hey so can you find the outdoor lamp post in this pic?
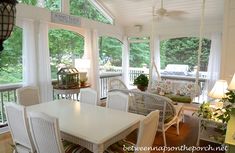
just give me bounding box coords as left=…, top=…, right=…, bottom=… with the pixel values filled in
left=0, top=0, right=18, bottom=52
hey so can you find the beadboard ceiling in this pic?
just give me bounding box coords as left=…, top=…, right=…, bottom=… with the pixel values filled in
left=98, top=0, right=224, bottom=27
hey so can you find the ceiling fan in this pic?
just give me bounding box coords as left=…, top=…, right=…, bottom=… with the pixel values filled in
left=153, top=0, right=187, bottom=19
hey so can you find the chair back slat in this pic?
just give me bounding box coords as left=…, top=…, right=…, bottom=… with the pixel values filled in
left=28, top=112, right=64, bottom=153
left=5, top=103, right=35, bottom=152
left=80, top=88, right=97, bottom=105
left=108, top=78, right=128, bottom=91
left=16, top=86, right=40, bottom=106
left=136, top=110, right=159, bottom=153
left=107, top=91, right=129, bottom=112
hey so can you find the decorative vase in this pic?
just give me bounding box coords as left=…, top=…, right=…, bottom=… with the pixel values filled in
left=137, top=85, right=147, bottom=91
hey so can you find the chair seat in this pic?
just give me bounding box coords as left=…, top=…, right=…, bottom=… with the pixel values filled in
left=15, top=144, right=34, bottom=153
left=62, top=140, right=91, bottom=153
left=105, top=139, right=135, bottom=153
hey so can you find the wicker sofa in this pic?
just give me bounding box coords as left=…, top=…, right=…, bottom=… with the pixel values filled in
left=148, top=80, right=201, bottom=103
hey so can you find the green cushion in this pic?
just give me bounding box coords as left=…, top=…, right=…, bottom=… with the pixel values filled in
left=165, top=94, right=192, bottom=103
left=164, top=115, right=175, bottom=123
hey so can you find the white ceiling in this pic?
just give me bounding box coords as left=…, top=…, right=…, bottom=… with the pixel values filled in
left=98, top=0, right=224, bottom=27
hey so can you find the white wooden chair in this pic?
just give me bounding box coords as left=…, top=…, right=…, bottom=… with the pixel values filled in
left=16, top=86, right=40, bottom=106
left=109, top=89, right=183, bottom=146
left=28, top=112, right=89, bottom=153
left=5, top=103, right=36, bottom=153
left=106, top=91, right=129, bottom=112
left=80, top=88, right=97, bottom=105
left=108, top=78, right=128, bottom=91
left=106, top=110, right=160, bottom=153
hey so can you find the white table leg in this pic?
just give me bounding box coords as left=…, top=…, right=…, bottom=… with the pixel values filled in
left=93, top=144, right=104, bottom=153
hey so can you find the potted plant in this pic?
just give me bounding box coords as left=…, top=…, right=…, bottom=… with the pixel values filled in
left=134, top=74, right=149, bottom=91
left=80, top=77, right=88, bottom=87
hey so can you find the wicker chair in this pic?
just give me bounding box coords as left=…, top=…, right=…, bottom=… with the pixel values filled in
left=106, top=110, right=159, bottom=153
left=106, top=91, right=129, bottom=112
left=5, top=103, right=36, bottom=153
left=108, top=78, right=128, bottom=91
left=16, top=86, right=40, bottom=106
left=80, top=88, right=97, bottom=105
left=28, top=112, right=90, bottom=153
left=109, top=89, right=183, bottom=146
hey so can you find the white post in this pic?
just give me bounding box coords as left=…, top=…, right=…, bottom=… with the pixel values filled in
left=122, top=36, right=129, bottom=87
left=61, top=0, right=69, bottom=14
left=37, top=21, right=53, bottom=102
left=22, top=19, right=38, bottom=86
left=85, top=29, right=100, bottom=103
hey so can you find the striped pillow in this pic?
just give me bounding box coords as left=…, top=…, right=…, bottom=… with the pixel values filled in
left=62, top=140, right=91, bottom=153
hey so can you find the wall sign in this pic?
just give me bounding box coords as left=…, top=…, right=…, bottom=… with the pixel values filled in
left=51, top=12, right=81, bottom=27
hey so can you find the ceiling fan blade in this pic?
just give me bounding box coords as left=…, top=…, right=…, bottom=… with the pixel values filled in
left=166, top=10, right=188, bottom=17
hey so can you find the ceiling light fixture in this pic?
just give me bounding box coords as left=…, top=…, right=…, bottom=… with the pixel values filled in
left=0, top=0, right=18, bottom=52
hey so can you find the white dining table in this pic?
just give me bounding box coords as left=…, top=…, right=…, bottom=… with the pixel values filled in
left=26, top=99, right=145, bottom=153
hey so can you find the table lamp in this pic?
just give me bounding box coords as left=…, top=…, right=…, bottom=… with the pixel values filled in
left=208, top=80, right=228, bottom=108
left=74, top=58, right=91, bottom=81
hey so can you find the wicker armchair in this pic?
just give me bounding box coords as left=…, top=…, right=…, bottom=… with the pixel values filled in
left=108, top=89, right=183, bottom=146
left=108, top=78, right=128, bottom=91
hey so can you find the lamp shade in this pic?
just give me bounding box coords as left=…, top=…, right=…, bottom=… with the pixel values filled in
left=228, top=73, right=235, bottom=90
left=0, top=0, right=17, bottom=51
left=74, top=58, right=91, bottom=70
left=208, top=80, right=228, bottom=99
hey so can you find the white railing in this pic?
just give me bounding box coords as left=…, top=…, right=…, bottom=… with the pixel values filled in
left=100, top=66, right=207, bottom=91
left=0, top=67, right=207, bottom=127
left=0, top=83, right=22, bottom=126
left=100, top=72, right=122, bottom=99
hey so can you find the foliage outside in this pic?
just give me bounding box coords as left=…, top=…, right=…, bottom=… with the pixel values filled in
left=0, top=27, right=22, bottom=84
left=160, top=37, right=211, bottom=71
left=49, top=29, right=84, bottom=79
left=70, top=0, right=111, bottom=24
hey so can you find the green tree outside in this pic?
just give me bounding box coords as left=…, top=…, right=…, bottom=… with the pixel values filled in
left=99, top=36, right=122, bottom=66
left=130, top=42, right=150, bottom=68
left=70, top=0, right=111, bottom=24
left=0, top=27, right=23, bottom=84
left=160, top=37, right=211, bottom=71
left=49, top=29, right=84, bottom=79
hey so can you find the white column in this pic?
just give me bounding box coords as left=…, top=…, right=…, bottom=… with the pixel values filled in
left=37, top=21, right=53, bottom=102
left=149, top=34, right=161, bottom=85
left=61, top=0, right=69, bottom=14
left=85, top=29, right=100, bottom=102
left=22, top=19, right=37, bottom=86
left=122, top=36, right=129, bottom=87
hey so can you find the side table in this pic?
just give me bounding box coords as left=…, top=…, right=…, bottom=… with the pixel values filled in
left=53, top=84, right=91, bottom=100
left=225, top=108, right=235, bottom=153
left=197, top=117, right=226, bottom=146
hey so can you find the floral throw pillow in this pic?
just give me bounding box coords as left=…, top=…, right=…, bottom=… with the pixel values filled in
left=175, top=83, right=196, bottom=96
left=152, top=80, right=172, bottom=95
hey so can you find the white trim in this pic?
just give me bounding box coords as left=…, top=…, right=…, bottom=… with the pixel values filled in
left=88, top=0, right=114, bottom=24
left=0, top=126, right=9, bottom=134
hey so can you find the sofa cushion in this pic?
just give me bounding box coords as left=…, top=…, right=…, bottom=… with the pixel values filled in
left=165, top=94, right=192, bottom=103
left=151, top=80, right=172, bottom=95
